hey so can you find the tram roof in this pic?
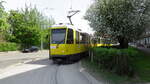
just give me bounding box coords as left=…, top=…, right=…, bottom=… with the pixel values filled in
left=51, top=23, right=75, bottom=29
left=51, top=23, right=82, bottom=31
left=51, top=23, right=90, bottom=35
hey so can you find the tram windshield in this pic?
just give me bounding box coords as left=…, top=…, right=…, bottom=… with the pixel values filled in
left=51, top=29, right=66, bottom=44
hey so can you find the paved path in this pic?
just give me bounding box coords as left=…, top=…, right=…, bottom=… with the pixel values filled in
left=0, top=59, right=101, bottom=84
left=0, top=51, right=101, bottom=84
left=0, top=50, right=48, bottom=69
left=138, top=47, right=150, bottom=55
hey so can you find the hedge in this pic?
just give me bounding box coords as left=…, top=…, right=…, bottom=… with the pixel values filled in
left=0, top=42, right=19, bottom=52
left=91, top=47, right=143, bottom=76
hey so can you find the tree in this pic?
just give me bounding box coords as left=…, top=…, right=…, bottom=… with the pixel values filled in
left=0, top=1, right=10, bottom=42
left=8, top=6, right=54, bottom=48
left=8, top=10, right=40, bottom=47
left=85, top=0, right=150, bottom=48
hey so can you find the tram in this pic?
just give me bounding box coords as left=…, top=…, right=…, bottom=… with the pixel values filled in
left=49, top=23, right=91, bottom=63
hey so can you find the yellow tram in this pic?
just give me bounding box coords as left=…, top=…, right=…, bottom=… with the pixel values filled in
left=49, top=23, right=90, bottom=63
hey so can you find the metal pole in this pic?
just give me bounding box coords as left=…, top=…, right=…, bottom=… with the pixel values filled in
left=41, top=24, right=43, bottom=50
left=67, top=16, right=73, bottom=25
left=67, top=10, right=80, bottom=25
left=41, top=35, right=43, bottom=50
left=40, top=7, right=54, bottom=50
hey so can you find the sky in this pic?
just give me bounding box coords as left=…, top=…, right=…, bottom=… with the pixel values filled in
left=4, top=0, right=94, bottom=34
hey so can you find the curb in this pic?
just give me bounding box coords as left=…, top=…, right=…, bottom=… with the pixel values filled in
left=0, top=51, right=21, bottom=54
left=79, top=62, right=101, bottom=84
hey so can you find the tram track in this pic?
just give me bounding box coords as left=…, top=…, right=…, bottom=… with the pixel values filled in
left=54, top=64, right=60, bottom=84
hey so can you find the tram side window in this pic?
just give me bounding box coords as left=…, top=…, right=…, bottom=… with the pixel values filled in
left=67, top=29, right=74, bottom=44
left=80, top=35, right=83, bottom=44
left=80, top=34, right=85, bottom=44
left=76, top=31, right=80, bottom=44
left=80, top=33, right=88, bottom=44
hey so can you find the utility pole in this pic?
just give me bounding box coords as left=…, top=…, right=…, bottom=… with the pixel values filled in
left=40, top=7, right=54, bottom=50
left=67, top=10, right=80, bottom=25
left=40, top=23, right=43, bottom=50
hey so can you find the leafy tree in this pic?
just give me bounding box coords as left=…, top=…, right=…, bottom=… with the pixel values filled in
left=85, top=0, right=150, bottom=48
left=0, top=1, right=10, bottom=42
left=8, top=10, right=40, bottom=48
left=8, top=6, right=54, bottom=48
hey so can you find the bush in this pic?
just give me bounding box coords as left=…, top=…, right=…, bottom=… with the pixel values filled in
left=91, top=47, right=142, bottom=76
left=0, top=42, right=19, bottom=52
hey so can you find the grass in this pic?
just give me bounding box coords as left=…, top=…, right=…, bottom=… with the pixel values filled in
left=82, top=47, right=150, bottom=84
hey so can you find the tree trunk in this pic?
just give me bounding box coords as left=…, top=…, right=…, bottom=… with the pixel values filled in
left=118, top=36, right=128, bottom=49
